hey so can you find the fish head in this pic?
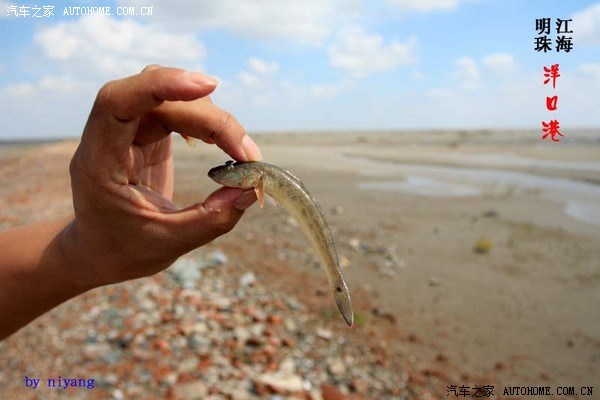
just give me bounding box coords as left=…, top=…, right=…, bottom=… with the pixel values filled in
left=208, top=161, right=262, bottom=189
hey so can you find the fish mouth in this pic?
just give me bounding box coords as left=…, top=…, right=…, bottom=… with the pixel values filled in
left=207, top=165, right=223, bottom=178
left=208, top=160, right=236, bottom=179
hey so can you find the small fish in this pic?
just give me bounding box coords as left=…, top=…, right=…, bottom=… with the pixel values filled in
left=208, top=161, right=354, bottom=327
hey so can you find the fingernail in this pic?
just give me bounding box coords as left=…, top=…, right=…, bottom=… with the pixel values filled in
left=186, top=71, right=219, bottom=86
left=234, top=189, right=257, bottom=210
left=242, top=135, right=262, bottom=161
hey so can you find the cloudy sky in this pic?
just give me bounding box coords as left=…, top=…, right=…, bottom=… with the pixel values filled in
left=0, top=0, right=599, bottom=139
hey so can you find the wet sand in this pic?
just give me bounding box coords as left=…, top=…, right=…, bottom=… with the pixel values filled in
left=1, top=129, right=599, bottom=397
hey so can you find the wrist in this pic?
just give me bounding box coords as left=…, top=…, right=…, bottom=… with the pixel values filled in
left=0, top=217, right=94, bottom=339
left=57, top=219, right=105, bottom=292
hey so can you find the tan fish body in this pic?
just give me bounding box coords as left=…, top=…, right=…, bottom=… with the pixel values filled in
left=208, top=161, right=354, bottom=327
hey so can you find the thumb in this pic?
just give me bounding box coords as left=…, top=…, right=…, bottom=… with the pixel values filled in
left=165, top=187, right=257, bottom=251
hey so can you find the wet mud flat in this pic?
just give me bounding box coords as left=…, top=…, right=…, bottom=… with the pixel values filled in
left=1, top=129, right=599, bottom=398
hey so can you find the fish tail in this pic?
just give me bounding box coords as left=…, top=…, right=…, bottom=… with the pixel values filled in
left=333, top=284, right=354, bottom=327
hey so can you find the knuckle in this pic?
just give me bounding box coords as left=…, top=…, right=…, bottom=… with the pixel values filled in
left=215, top=111, right=237, bottom=138
left=142, top=64, right=162, bottom=73
left=94, top=79, right=133, bottom=120
left=94, top=81, right=114, bottom=110
left=68, top=152, right=79, bottom=179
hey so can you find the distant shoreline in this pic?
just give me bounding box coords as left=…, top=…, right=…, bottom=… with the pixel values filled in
left=1, top=127, right=599, bottom=146
left=0, top=138, right=74, bottom=147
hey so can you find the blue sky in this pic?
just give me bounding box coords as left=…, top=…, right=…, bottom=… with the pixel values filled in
left=0, top=0, right=599, bottom=139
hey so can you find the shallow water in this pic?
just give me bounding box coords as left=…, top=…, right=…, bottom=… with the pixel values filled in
left=424, top=151, right=600, bottom=172
left=359, top=177, right=481, bottom=197
left=356, top=157, right=600, bottom=226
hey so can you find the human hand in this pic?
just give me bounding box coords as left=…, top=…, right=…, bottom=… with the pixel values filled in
left=65, top=65, right=261, bottom=288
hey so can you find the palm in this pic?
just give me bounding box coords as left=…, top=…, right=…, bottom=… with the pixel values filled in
left=125, top=135, right=174, bottom=209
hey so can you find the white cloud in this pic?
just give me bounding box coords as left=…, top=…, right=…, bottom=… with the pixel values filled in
left=386, top=0, right=459, bottom=12
left=572, top=3, right=600, bottom=46
left=416, top=57, right=600, bottom=130
left=327, top=25, right=417, bottom=77
left=237, top=57, right=279, bottom=88
left=307, top=79, right=354, bottom=99
left=0, top=76, right=97, bottom=139
left=425, top=87, right=455, bottom=99
left=577, top=63, right=600, bottom=82
left=411, top=70, right=425, bottom=80
left=237, top=71, right=261, bottom=88
left=248, top=58, right=279, bottom=75
left=1, top=15, right=206, bottom=139
left=308, top=83, right=341, bottom=98
left=454, top=56, right=480, bottom=89
left=1, top=75, right=91, bottom=98
left=0, top=1, right=10, bottom=18
left=2, top=82, right=34, bottom=97
left=214, top=75, right=357, bottom=130
left=228, top=56, right=349, bottom=104
left=453, top=53, right=518, bottom=87
left=34, top=15, right=205, bottom=79
left=447, top=52, right=518, bottom=92
left=129, top=0, right=360, bottom=47
left=214, top=57, right=354, bottom=128
left=482, top=53, right=517, bottom=75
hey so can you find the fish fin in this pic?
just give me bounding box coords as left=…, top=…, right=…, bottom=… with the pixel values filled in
left=254, top=178, right=265, bottom=208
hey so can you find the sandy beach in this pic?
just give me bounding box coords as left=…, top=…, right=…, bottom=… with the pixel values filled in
left=242, top=130, right=600, bottom=385
left=1, top=129, right=598, bottom=399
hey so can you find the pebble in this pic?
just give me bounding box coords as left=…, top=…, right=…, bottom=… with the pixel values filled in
left=340, top=256, right=351, bottom=269
left=285, top=298, right=302, bottom=311
left=0, top=204, right=438, bottom=400
left=169, top=258, right=202, bottom=289
left=170, top=381, right=209, bottom=399
left=234, top=326, right=251, bottom=343
left=321, top=384, right=345, bottom=400
left=327, top=358, right=346, bottom=375
left=187, top=332, right=210, bottom=352
left=350, top=378, right=369, bottom=394
left=256, top=371, right=304, bottom=393
left=204, top=250, right=229, bottom=267
left=473, top=239, right=493, bottom=254
left=348, top=238, right=361, bottom=251
left=428, top=276, right=440, bottom=287
left=239, top=271, right=257, bottom=287
left=482, top=210, right=499, bottom=218
left=331, top=205, right=344, bottom=215
left=316, top=327, right=334, bottom=340
left=279, top=357, right=296, bottom=373
left=213, top=297, right=232, bottom=311
left=284, top=216, right=299, bottom=227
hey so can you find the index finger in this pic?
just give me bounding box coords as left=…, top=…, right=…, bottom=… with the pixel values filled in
left=152, top=99, right=262, bottom=162
left=81, top=67, right=218, bottom=165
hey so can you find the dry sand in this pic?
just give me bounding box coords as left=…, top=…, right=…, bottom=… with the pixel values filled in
left=1, top=129, right=599, bottom=397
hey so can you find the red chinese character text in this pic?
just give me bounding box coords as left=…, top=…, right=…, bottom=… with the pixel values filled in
left=541, top=120, right=564, bottom=142
left=543, top=64, right=560, bottom=88
left=546, top=95, right=558, bottom=111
